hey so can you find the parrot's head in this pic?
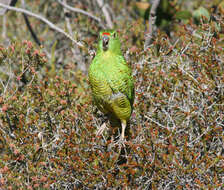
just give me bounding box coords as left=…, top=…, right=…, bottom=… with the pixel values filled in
left=98, top=30, right=122, bottom=55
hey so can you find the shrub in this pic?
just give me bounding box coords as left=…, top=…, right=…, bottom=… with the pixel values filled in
left=0, top=1, right=223, bottom=189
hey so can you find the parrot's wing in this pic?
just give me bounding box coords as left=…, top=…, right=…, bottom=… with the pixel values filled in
left=102, top=56, right=134, bottom=106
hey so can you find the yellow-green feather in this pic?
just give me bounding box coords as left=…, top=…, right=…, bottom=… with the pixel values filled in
left=88, top=30, right=134, bottom=125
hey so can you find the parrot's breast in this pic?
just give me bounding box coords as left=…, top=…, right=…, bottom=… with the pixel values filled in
left=88, top=51, right=134, bottom=121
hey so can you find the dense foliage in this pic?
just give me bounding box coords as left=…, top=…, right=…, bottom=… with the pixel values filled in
left=0, top=0, right=223, bottom=189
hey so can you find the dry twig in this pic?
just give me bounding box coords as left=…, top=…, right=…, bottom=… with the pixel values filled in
left=57, top=0, right=102, bottom=25
left=144, top=0, right=160, bottom=50
left=0, top=2, right=84, bottom=49
left=62, top=0, right=86, bottom=71
left=96, top=0, right=113, bottom=29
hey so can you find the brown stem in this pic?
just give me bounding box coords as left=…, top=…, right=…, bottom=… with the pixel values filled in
left=144, top=0, right=160, bottom=50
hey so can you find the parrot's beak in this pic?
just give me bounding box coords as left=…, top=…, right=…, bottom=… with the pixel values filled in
left=102, top=35, right=109, bottom=51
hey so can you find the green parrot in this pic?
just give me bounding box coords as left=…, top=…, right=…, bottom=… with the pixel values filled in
left=88, top=30, right=134, bottom=141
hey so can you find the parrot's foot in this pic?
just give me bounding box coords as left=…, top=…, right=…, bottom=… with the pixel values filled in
left=96, top=122, right=107, bottom=136
left=111, top=120, right=127, bottom=146
left=113, top=135, right=126, bottom=147
left=120, top=120, right=126, bottom=143
left=119, top=137, right=126, bottom=147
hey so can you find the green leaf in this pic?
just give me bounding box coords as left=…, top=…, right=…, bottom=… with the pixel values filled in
left=193, top=6, right=210, bottom=20
left=175, top=11, right=192, bottom=20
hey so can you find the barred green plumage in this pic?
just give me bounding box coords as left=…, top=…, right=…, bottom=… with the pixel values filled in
left=88, top=30, right=134, bottom=141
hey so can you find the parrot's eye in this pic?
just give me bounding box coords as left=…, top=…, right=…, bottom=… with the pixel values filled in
left=113, top=32, right=117, bottom=38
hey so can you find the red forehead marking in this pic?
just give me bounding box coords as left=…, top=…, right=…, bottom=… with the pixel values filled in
left=102, top=32, right=110, bottom=36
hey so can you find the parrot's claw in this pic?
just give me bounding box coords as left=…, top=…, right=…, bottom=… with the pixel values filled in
left=114, top=135, right=126, bottom=147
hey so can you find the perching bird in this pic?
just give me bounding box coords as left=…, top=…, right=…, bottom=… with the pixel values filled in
left=88, top=30, right=134, bottom=141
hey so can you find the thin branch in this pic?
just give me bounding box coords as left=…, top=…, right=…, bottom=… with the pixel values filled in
left=144, top=115, right=166, bottom=129
left=178, top=66, right=199, bottom=85
left=0, top=0, right=18, bottom=15
left=62, top=0, right=75, bottom=41
left=96, top=0, right=113, bottom=29
left=57, top=0, right=103, bottom=25
left=187, top=126, right=210, bottom=147
left=0, top=3, right=84, bottom=49
left=2, top=14, right=6, bottom=38
left=144, top=0, right=160, bottom=50
left=162, top=108, right=176, bottom=130
left=20, top=0, right=40, bottom=46
left=22, top=14, right=41, bottom=46
left=62, top=0, right=86, bottom=72
left=1, top=0, right=18, bottom=38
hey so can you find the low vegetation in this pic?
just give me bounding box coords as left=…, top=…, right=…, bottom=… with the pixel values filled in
left=0, top=0, right=223, bottom=189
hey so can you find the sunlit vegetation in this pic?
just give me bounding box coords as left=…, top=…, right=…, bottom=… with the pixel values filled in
left=0, top=0, right=223, bottom=189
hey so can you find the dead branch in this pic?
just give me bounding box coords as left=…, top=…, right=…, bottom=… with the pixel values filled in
left=144, top=0, right=160, bottom=50
left=0, top=0, right=17, bottom=15
left=96, top=0, right=113, bottom=29
left=0, top=2, right=84, bottom=49
left=62, top=0, right=86, bottom=72
left=57, top=0, right=103, bottom=25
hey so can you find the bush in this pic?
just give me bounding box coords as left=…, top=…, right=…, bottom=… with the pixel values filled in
left=0, top=1, right=223, bottom=189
